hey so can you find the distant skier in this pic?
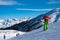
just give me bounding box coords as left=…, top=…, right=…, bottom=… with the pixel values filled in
left=42, top=16, right=50, bottom=31
left=3, top=35, right=6, bottom=39
left=16, top=33, right=20, bottom=36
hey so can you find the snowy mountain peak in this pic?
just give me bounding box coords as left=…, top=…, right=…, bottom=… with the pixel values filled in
left=0, top=18, right=21, bottom=28
left=11, top=18, right=20, bottom=21
left=0, top=18, right=31, bottom=28
left=49, top=8, right=60, bottom=23
left=0, top=8, right=60, bottom=28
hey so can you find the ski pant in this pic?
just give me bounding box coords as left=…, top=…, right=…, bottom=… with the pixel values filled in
left=44, top=21, right=48, bottom=31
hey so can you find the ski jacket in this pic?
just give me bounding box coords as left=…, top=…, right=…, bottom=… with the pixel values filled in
left=42, top=16, right=50, bottom=21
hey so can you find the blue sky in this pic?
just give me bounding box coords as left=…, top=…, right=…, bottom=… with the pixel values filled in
left=0, top=0, right=60, bottom=19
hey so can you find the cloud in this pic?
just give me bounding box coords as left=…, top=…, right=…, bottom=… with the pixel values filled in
left=16, top=8, right=52, bottom=11
left=48, top=1, right=60, bottom=4
left=0, top=0, right=22, bottom=5
left=48, top=0, right=60, bottom=4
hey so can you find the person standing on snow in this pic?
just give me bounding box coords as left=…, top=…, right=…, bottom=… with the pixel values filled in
left=16, top=33, right=20, bottom=36
left=3, top=34, right=6, bottom=39
left=42, top=16, right=50, bottom=31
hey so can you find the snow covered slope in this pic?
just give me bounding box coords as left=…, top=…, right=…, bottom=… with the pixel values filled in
left=49, top=8, right=60, bottom=23
left=0, top=8, right=59, bottom=30
left=0, top=18, right=21, bottom=28
left=7, top=8, right=60, bottom=40
left=8, top=21, right=60, bottom=40
left=0, top=8, right=60, bottom=40
left=0, top=18, right=31, bottom=28
left=16, top=8, right=60, bottom=31
left=0, top=30, right=26, bottom=40
left=0, top=8, right=60, bottom=29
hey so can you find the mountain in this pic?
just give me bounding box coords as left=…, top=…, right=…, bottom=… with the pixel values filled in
left=7, top=8, right=60, bottom=40
left=17, top=8, right=60, bottom=31
left=0, top=18, right=31, bottom=28
left=48, top=8, right=60, bottom=23
left=0, top=8, right=60, bottom=32
left=0, top=18, right=20, bottom=28
left=33, top=8, right=60, bottom=23
left=0, top=8, right=60, bottom=40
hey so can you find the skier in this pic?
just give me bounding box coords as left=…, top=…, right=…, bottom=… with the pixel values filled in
left=16, top=33, right=20, bottom=36
left=42, top=15, right=50, bottom=31
left=3, top=35, right=6, bottom=39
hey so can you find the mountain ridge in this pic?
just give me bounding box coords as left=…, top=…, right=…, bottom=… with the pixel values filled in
left=0, top=8, right=60, bottom=32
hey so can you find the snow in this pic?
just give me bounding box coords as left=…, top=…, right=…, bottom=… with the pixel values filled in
left=7, top=21, right=60, bottom=40
left=0, top=18, right=31, bottom=28
left=58, top=18, right=60, bottom=21
left=0, top=8, right=60, bottom=40
left=49, top=12, right=57, bottom=23
left=0, top=18, right=21, bottom=28
left=21, top=17, right=32, bottom=21
left=0, top=30, right=26, bottom=40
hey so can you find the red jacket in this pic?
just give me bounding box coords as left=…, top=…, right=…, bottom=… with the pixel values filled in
left=42, top=16, right=50, bottom=21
